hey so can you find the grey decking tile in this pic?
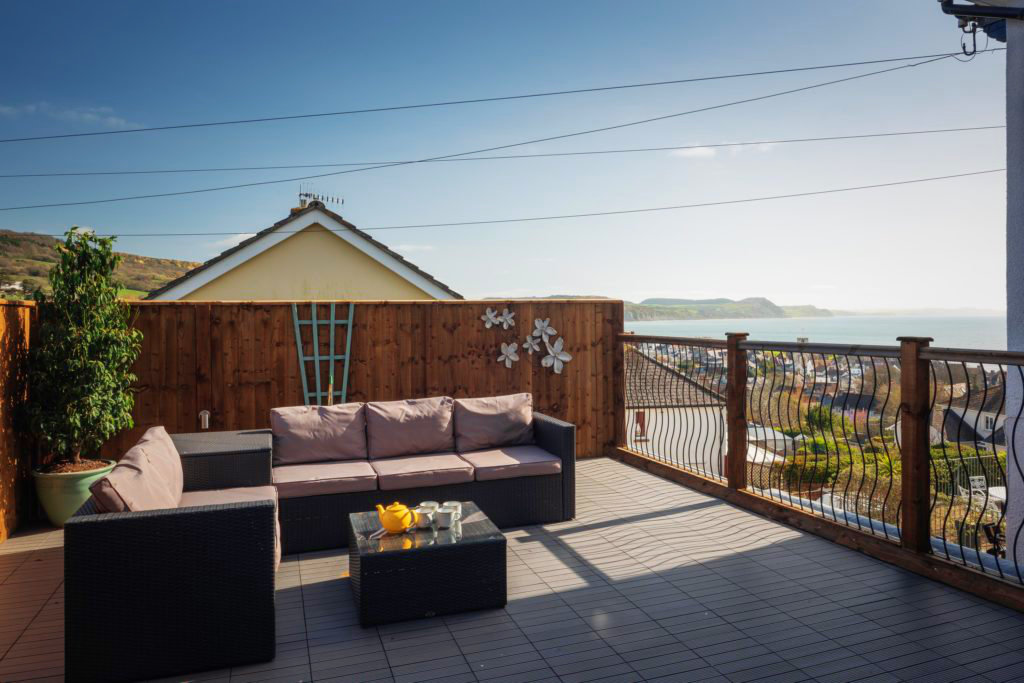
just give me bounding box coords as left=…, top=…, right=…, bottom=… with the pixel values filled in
left=7, top=458, right=1024, bottom=682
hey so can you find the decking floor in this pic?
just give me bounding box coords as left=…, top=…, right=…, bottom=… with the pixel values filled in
left=4, top=458, right=1024, bottom=682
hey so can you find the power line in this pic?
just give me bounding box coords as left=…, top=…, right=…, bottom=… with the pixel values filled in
left=0, top=48, right=1005, bottom=145
left=0, top=54, right=967, bottom=212
left=0, top=125, right=1005, bottom=178
left=32, top=168, right=1004, bottom=237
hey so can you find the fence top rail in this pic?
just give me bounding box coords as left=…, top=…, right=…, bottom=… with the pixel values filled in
left=619, top=333, right=728, bottom=348
left=126, top=298, right=623, bottom=306
left=738, top=339, right=902, bottom=358
left=921, top=346, right=1024, bottom=366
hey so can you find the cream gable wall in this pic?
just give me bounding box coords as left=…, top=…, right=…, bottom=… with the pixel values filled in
left=182, top=223, right=434, bottom=300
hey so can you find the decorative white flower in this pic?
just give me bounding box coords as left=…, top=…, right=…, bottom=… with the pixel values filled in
left=480, top=307, right=499, bottom=329
left=498, top=342, right=519, bottom=368
left=523, top=335, right=541, bottom=355
left=533, top=318, right=557, bottom=342
left=542, top=337, right=572, bottom=374
left=499, top=308, right=516, bottom=330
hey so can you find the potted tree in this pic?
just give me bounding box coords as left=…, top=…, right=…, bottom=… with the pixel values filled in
left=28, top=228, right=142, bottom=526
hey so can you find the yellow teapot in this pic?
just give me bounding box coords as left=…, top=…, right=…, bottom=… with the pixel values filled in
left=376, top=502, right=418, bottom=534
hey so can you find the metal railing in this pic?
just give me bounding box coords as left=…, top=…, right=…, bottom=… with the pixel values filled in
left=739, top=340, right=902, bottom=541
left=624, top=336, right=727, bottom=482
left=618, top=332, right=1024, bottom=588
left=923, top=347, right=1024, bottom=581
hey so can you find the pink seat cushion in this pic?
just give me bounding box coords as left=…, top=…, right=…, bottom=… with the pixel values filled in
left=272, top=461, right=378, bottom=498
left=365, top=396, right=455, bottom=459
left=459, top=445, right=562, bottom=481
left=371, top=453, right=474, bottom=490
left=270, top=403, right=367, bottom=465
left=179, top=486, right=281, bottom=570
left=178, top=485, right=279, bottom=508
left=454, top=393, right=534, bottom=452
left=90, top=440, right=179, bottom=513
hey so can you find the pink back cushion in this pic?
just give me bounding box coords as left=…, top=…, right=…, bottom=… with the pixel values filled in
left=270, top=403, right=368, bottom=464
left=365, top=396, right=455, bottom=458
left=454, top=393, right=535, bottom=452
left=135, top=426, right=184, bottom=502
left=90, top=440, right=179, bottom=513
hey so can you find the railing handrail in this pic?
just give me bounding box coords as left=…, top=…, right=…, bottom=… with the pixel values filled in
left=739, top=339, right=902, bottom=357
left=921, top=346, right=1024, bottom=365
left=620, top=333, right=1024, bottom=365
left=618, top=333, right=727, bottom=348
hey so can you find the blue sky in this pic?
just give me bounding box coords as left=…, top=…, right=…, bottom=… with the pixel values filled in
left=0, top=1, right=1008, bottom=309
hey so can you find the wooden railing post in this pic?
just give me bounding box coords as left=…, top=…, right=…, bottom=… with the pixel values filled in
left=726, top=333, right=749, bottom=489
left=898, top=336, right=933, bottom=553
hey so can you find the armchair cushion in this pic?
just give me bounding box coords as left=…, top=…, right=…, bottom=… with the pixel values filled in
left=454, top=393, right=534, bottom=452
left=459, top=445, right=562, bottom=481
left=371, top=453, right=473, bottom=490
left=138, top=426, right=184, bottom=502
left=89, top=438, right=180, bottom=513
left=270, top=403, right=367, bottom=465
left=273, top=461, right=377, bottom=498
left=365, top=396, right=455, bottom=458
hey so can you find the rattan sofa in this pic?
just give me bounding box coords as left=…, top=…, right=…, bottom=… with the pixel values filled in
left=277, top=409, right=575, bottom=553
left=63, top=394, right=575, bottom=682
left=64, top=437, right=278, bottom=683
left=170, top=400, right=576, bottom=554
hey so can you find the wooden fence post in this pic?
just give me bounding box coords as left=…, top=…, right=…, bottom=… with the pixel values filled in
left=726, top=333, right=749, bottom=489
left=613, top=330, right=626, bottom=450
left=898, top=336, right=933, bottom=553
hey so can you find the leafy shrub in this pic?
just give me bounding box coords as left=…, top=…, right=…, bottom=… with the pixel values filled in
left=27, top=228, right=142, bottom=463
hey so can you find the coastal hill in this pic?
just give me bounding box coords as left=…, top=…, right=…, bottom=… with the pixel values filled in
left=0, top=229, right=199, bottom=299
left=627, top=297, right=832, bottom=321
left=498, top=295, right=832, bottom=321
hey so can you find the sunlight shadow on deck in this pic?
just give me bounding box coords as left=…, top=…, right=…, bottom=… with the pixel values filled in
left=5, top=459, right=1024, bottom=682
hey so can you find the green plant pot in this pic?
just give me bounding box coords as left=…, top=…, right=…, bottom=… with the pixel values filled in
left=32, top=460, right=116, bottom=527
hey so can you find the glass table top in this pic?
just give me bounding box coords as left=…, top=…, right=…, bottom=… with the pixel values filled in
left=349, top=501, right=504, bottom=555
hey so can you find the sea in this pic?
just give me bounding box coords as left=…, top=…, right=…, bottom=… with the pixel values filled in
left=625, top=315, right=1007, bottom=350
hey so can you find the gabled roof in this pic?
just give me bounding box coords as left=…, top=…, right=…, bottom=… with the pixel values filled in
left=148, top=202, right=462, bottom=300
left=625, top=347, right=725, bottom=409
left=948, top=383, right=1005, bottom=415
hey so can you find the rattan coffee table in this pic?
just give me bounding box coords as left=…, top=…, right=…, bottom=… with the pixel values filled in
left=347, top=501, right=507, bottom=626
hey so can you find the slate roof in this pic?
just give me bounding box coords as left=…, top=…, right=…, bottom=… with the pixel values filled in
left=948, top=383, right=1005, bottom=415
left=625, top=347, right=725, bottom=409
left=147, top=201, right=463, bottom=300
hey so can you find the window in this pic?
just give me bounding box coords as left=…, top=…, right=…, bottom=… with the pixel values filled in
left=984, top=415, right=995, bottom=431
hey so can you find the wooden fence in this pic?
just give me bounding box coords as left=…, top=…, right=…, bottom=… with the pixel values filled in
left=102, top=299, right=624, bottom=460
left=0, top=302, right=32, bottom=544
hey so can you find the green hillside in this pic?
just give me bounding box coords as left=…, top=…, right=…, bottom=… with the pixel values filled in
left=625, top=297, right=831, bottom=321
left=0, top=229, right=198, bottom=299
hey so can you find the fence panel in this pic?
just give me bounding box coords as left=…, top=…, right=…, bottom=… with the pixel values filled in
left=0, top=301, right=32, bottom=543
left=101, top=300, right=623, bottom=460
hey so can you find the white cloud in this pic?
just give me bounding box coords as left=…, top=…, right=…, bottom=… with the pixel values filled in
left=0, top=102, right=139, bottom=129
left=671, top=146, right=717, bottom=159
left=668, top=141, right=775, bottom=160
left=394, top=244, right=436, bottom=253
left=209, top=233, right=256, bottom=250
